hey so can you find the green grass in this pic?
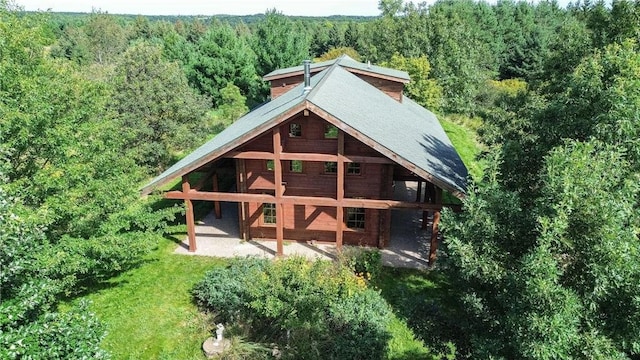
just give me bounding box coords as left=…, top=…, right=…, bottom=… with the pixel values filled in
left=440, top=115, right=485, bottom=182
left=377, top=267, right=458, bottom=360
left=70, top=231, right=455, bottom=359
left=78, top=232, right=226, bottom=359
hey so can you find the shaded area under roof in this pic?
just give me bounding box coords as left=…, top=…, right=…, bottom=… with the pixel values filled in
left=142, top=61, right=467, bottom=197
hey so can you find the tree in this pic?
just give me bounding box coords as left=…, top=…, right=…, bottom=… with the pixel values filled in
left=1, top=7, right=168, bottom=357
left=381, top=53, right=442, bottom=111
left=84, top=11, right=128, bottom=64
left=444, top=141, right=640, bottom=358
left=252, top=9, right=309, bottom=86
left=315, top=46, right=361, bottom=62
left=191, top=22, right=258, bottom=107
left=110, top=41, right=211, bottom=171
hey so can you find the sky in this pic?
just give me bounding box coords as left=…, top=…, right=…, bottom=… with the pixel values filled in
left=15, top=0, right=384, bottom=16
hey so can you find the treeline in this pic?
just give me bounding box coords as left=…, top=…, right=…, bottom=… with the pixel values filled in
left=2, top=0, right=640, bottom=358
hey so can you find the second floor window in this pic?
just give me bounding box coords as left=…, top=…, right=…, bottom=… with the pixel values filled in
left=290, top=160, right=303, bottom=173
left=289, top=123, right=302, bottom=137
left=324, top=161, right=337, bottom=174
left=324, top=124, right=338, bottom=139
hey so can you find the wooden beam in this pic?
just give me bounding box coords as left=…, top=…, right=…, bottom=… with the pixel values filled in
left=182, top=176, right=197, bottom=252
left=164, top=190, right=446, bottom=210
left=226, top=151, right=394, bottom=164
left=235, top=159, right=249, bottom=241
left=416, top=180, right=422, bottom=202
left=273, top=127, right=284, bottom=257
left=336, top=130, right=345, bottom=250
left=429, top=187, right=443, bottom=267
left=165, top=190, right=275, bottom=202
left=213, top=172, right=221, bottom=219
left=227, top=151, right=275, bottom=160
left=429, top=210, right=441, bottom=267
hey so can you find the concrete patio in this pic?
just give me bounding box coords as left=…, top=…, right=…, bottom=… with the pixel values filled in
left=174, top=181, right=435, bottom=269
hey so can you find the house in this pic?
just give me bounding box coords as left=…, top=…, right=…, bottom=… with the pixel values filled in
left=141, top=55, right=468, bottom=264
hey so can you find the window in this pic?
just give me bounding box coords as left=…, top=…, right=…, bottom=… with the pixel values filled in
left=324, top=124, right=338, bottom=139
left=266, top=160, right=274, bottom=171
left=324, top=161, right=337, bottom=174
left=346, top=207, right=365, bottom=230
left=262, top=203, right=276, bottom=225
left=289, top=123, right=302, bottom=137
left=347, top=162, right=361, bottom=175
left=289, top=160, right=303, bottom=173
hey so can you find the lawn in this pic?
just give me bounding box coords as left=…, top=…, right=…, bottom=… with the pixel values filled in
left=440, top=115, right=485, bottom=182
left=77, top=232, right=225, bottom=359
left=73, top=231, right=456, bottom=359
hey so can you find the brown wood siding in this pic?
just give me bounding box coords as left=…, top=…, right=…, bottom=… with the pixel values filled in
left=356, top=73, right=404, bottom=102
left=239, top=115, right=388, bottom=246
left=270, top=75, right=304, bottom=99
left=248, top=202, right=380, bottom=246
left=269, top=72, right=404, bottom=102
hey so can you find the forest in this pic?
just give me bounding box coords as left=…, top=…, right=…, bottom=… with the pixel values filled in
left=1, top=0, right=640, bottom=358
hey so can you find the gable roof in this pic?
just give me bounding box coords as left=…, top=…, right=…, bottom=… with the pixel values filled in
left=263, top=55, right=410, bottom=83
left=141, top=62, right=467, bottom=197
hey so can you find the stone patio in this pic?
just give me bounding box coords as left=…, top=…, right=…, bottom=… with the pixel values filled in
left=174, top=181, right=434, bottom=270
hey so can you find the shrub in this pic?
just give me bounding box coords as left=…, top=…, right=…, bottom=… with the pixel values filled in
left=327, top=288, right=392, bottom=359
left=342, top=247, right=382, bottom=282
left=193, top=256, right=393, bottom=360
left=192, top=257, right=268, bottom=322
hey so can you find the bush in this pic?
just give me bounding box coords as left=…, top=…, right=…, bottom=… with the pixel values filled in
left=342, top=247, right=382, bottom=282
left=192, top=257, right=268, bottom=322
left=193, top=256, right=393, bottom=360
left=327, top=288, right=391, bottom=359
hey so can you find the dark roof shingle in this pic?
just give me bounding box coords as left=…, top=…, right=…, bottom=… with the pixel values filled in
left=142, top=61, right=467, bottom=197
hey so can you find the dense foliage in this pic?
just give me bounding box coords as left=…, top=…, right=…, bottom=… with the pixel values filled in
left=4, top=0, right=640, bottom=357
left=193, top=256, right=392, bottom=360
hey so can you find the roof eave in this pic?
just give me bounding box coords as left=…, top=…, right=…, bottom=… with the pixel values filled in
left=304, top=100, right=465, bottom=199
left=140, top=102, right=308, bottom=195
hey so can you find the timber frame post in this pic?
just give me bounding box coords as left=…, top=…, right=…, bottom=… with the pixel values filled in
left=182, top=175, right=197, bottom=252
left=273, top=127, right=285, bottom=257
left=213, top=171, right=221, bottom=219
left=236, top=159, right=249, bottom=241
left=336, top=130, right=345, bottom=251
left=428, top=187, right=443, bottom=267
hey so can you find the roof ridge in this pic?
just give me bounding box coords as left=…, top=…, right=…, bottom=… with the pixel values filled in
left=304, top=61, right=343, bottom=100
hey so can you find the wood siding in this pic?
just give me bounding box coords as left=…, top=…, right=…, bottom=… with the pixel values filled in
left=269, top=72, right=404, bottom=102
left=236, top=112, right=394, bottom=246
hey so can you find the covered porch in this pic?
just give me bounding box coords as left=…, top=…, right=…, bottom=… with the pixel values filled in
left=173, top=181, right=440, bottom=269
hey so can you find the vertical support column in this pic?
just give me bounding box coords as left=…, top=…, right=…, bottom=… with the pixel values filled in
left=377, top=164, right=393, bottom=248
left=213, top=172, right=221, bottom=219
left=236, top=159, right=249, bottom=241
left=422, top=182, right=436, bottom=230
left=416, top=180, right=423, bottom=202
left=182, top=175, right=197, bottom=252
left=421, top=190, right=430, bottom=230
left=273, top=127, right=284, bottom=257
left=429, top=187, right=443, bottom=267
left=336, top=130, right=345, bottom=250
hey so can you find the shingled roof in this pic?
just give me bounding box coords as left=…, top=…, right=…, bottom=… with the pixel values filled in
left=142, top=61, right=468, bottom=197
left=263, top=54, right=410, bottom=83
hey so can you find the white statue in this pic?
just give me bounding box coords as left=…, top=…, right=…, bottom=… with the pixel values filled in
left=214, top=323, right=224, bottom=345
